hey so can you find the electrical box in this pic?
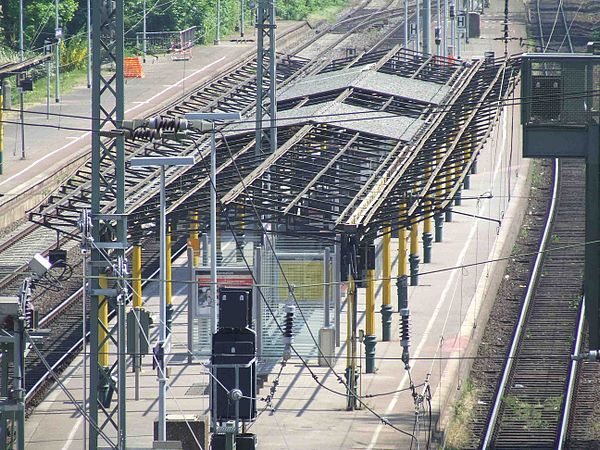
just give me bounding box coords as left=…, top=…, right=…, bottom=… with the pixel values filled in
left=218, top=288, right=252, bottom=330
left=211, top=328, right=257, bottom=421
left=521, top=54, right=600, bottom=158
left=49, top=249, right=67, bottom=268
left=468, top=12, right=480, bottom=38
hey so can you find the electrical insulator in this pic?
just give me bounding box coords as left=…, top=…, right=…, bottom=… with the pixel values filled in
left=282, top=304, right=295, bottom=360
left=146, top=116, right=189, bottom=132
left=400, top=307, right=410, bottom=368
left=25, top=299, right=36, bottom=329
left=435, top=27, right=441, bottom=45
left=125, top=127, right=162, bottom=142
left=450, top=4, right=455, bottom=18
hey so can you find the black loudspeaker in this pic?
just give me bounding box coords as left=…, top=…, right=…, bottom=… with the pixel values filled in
left=218, top=288, right=252, bottom=330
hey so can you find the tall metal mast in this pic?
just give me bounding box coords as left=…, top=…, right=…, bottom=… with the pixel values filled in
left=255, top=0, right=277, bottom=156
left=89, top=0, right=127, bottom=448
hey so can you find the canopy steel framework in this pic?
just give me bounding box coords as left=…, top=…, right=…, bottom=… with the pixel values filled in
left=30, top=48, right=519, bottom=248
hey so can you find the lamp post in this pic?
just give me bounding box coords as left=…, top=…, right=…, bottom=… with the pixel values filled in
left=130, top=155, right=196, bottom=442
left=184, top=112, right=242, bottom=337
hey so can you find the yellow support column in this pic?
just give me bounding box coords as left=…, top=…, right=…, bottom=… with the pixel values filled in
left=98, top=273, right=109, bottom=368
left=409, top=220, right=419, bottom=286
left=166, top=226, right=173, bottom=333
left=132, top=243, right=142, bottom=308
left=190, top=212, right=200, bottom=267
left=381, top=226, right=392, bottom=341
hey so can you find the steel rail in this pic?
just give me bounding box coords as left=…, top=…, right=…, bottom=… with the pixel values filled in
left=557, top=299, right=585, bottom=450
left=480, top=158, right=561, bottom=448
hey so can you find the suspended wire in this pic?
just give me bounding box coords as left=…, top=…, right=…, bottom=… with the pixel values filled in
left=7, top=84, right=600, bottom=135
left=75, top=238, right=600, bottom=292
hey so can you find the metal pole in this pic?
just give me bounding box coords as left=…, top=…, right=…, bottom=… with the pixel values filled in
left=19, top=0, right=25, bottom=160
left=143, top=0, right=147, bottom=62
left=87, top=0, right=91, bottom=88
left=415, top=0, right=420, bottom=52
left=436, top=0, right=441, bottom=56
left=334, top=241, right=341, bottom=346
left=55, top=0, right=61, bottom=103
left=158, top=165, right=167, bottom=441
left=253, top=246, right=263, bottom=359
left=46, top=41, right=51, bottom=119
left=14, top=316, right=24, bottom=450
left=19, top=0, right=24, bottom=61
left=187, top=247, right=194, bottom=364
left=443, top=0, right=448, bottom=57
left=423, top=0, right=431, bottom=54
left=211, top=123, right=218, bottom=336
left=465, top=0, right=470, bottom=44
left=117, top=263, right=127, bottom=447
left=404, top=0, right=409, bottom=49
left=324, top=247, right=331, bottom=328
left=215, top=0, right=221, bottom=45
left=450, top=1, right=456, bottom=57
left=82, top=248, right=88, bottom=450
left=240, top=0, right=245, bottom=38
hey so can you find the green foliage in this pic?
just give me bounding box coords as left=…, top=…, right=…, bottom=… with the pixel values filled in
left=59, top=37, right=87, bottom=72
left=279, top=0, right=347, bottom=20
left=1, top=0, right=79, bottom=49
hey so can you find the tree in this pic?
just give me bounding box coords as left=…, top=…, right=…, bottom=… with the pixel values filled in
left=0, top=0, right=78, bottom=50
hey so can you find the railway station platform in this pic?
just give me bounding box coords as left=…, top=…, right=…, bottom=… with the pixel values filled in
left=0, top=21, right=308, bottom=229
left=23, top=0, right=533, bottom=448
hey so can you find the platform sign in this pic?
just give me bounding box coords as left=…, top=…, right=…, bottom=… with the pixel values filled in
left=191, top=267, right=253, bottom=359
left=194, top=266, right=253, bottom=318
left=409, top=23, right=417, bottom=37
left=457, top=13, right=466, bottom=29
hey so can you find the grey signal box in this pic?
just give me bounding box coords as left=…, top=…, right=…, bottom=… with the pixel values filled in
left=521, top=53, right=600, bottom=158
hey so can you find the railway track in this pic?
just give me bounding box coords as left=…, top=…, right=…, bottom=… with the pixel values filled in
left=480, top=159, right=585, bottom=449
left=0, top=0, right=415, bottom=411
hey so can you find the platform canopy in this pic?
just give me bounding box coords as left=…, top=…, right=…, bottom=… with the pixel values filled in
left=30, top=47, right=518, bottom=244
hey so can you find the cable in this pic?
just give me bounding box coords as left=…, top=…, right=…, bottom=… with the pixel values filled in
left=76, top=238, right=600, bottom=292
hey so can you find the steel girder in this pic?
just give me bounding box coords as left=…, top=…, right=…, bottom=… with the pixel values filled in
left=89, top=0, right=126, bottom=448
left=28, top=55, right=309, bottom=237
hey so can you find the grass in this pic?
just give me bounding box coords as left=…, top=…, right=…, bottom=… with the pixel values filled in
left=307, top=0, right=352, bottom=23
left=444, top=378, right=477, bottom=449
left=22, top=67, right=88, bottom=110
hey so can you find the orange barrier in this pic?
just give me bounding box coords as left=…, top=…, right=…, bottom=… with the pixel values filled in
left=124, top=57, right=144, bottom=78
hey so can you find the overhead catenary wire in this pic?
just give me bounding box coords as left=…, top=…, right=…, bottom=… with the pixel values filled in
left=6, top=84, right=600, bottom=132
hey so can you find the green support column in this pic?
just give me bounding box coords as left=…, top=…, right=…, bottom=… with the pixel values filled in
left=365, top=267, right=376, bottom=373
left=423, top=200, right=433, bottom=263
left=398, top=204, right=408, bottom=311
left=446, top=164, right=453, bottom=222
